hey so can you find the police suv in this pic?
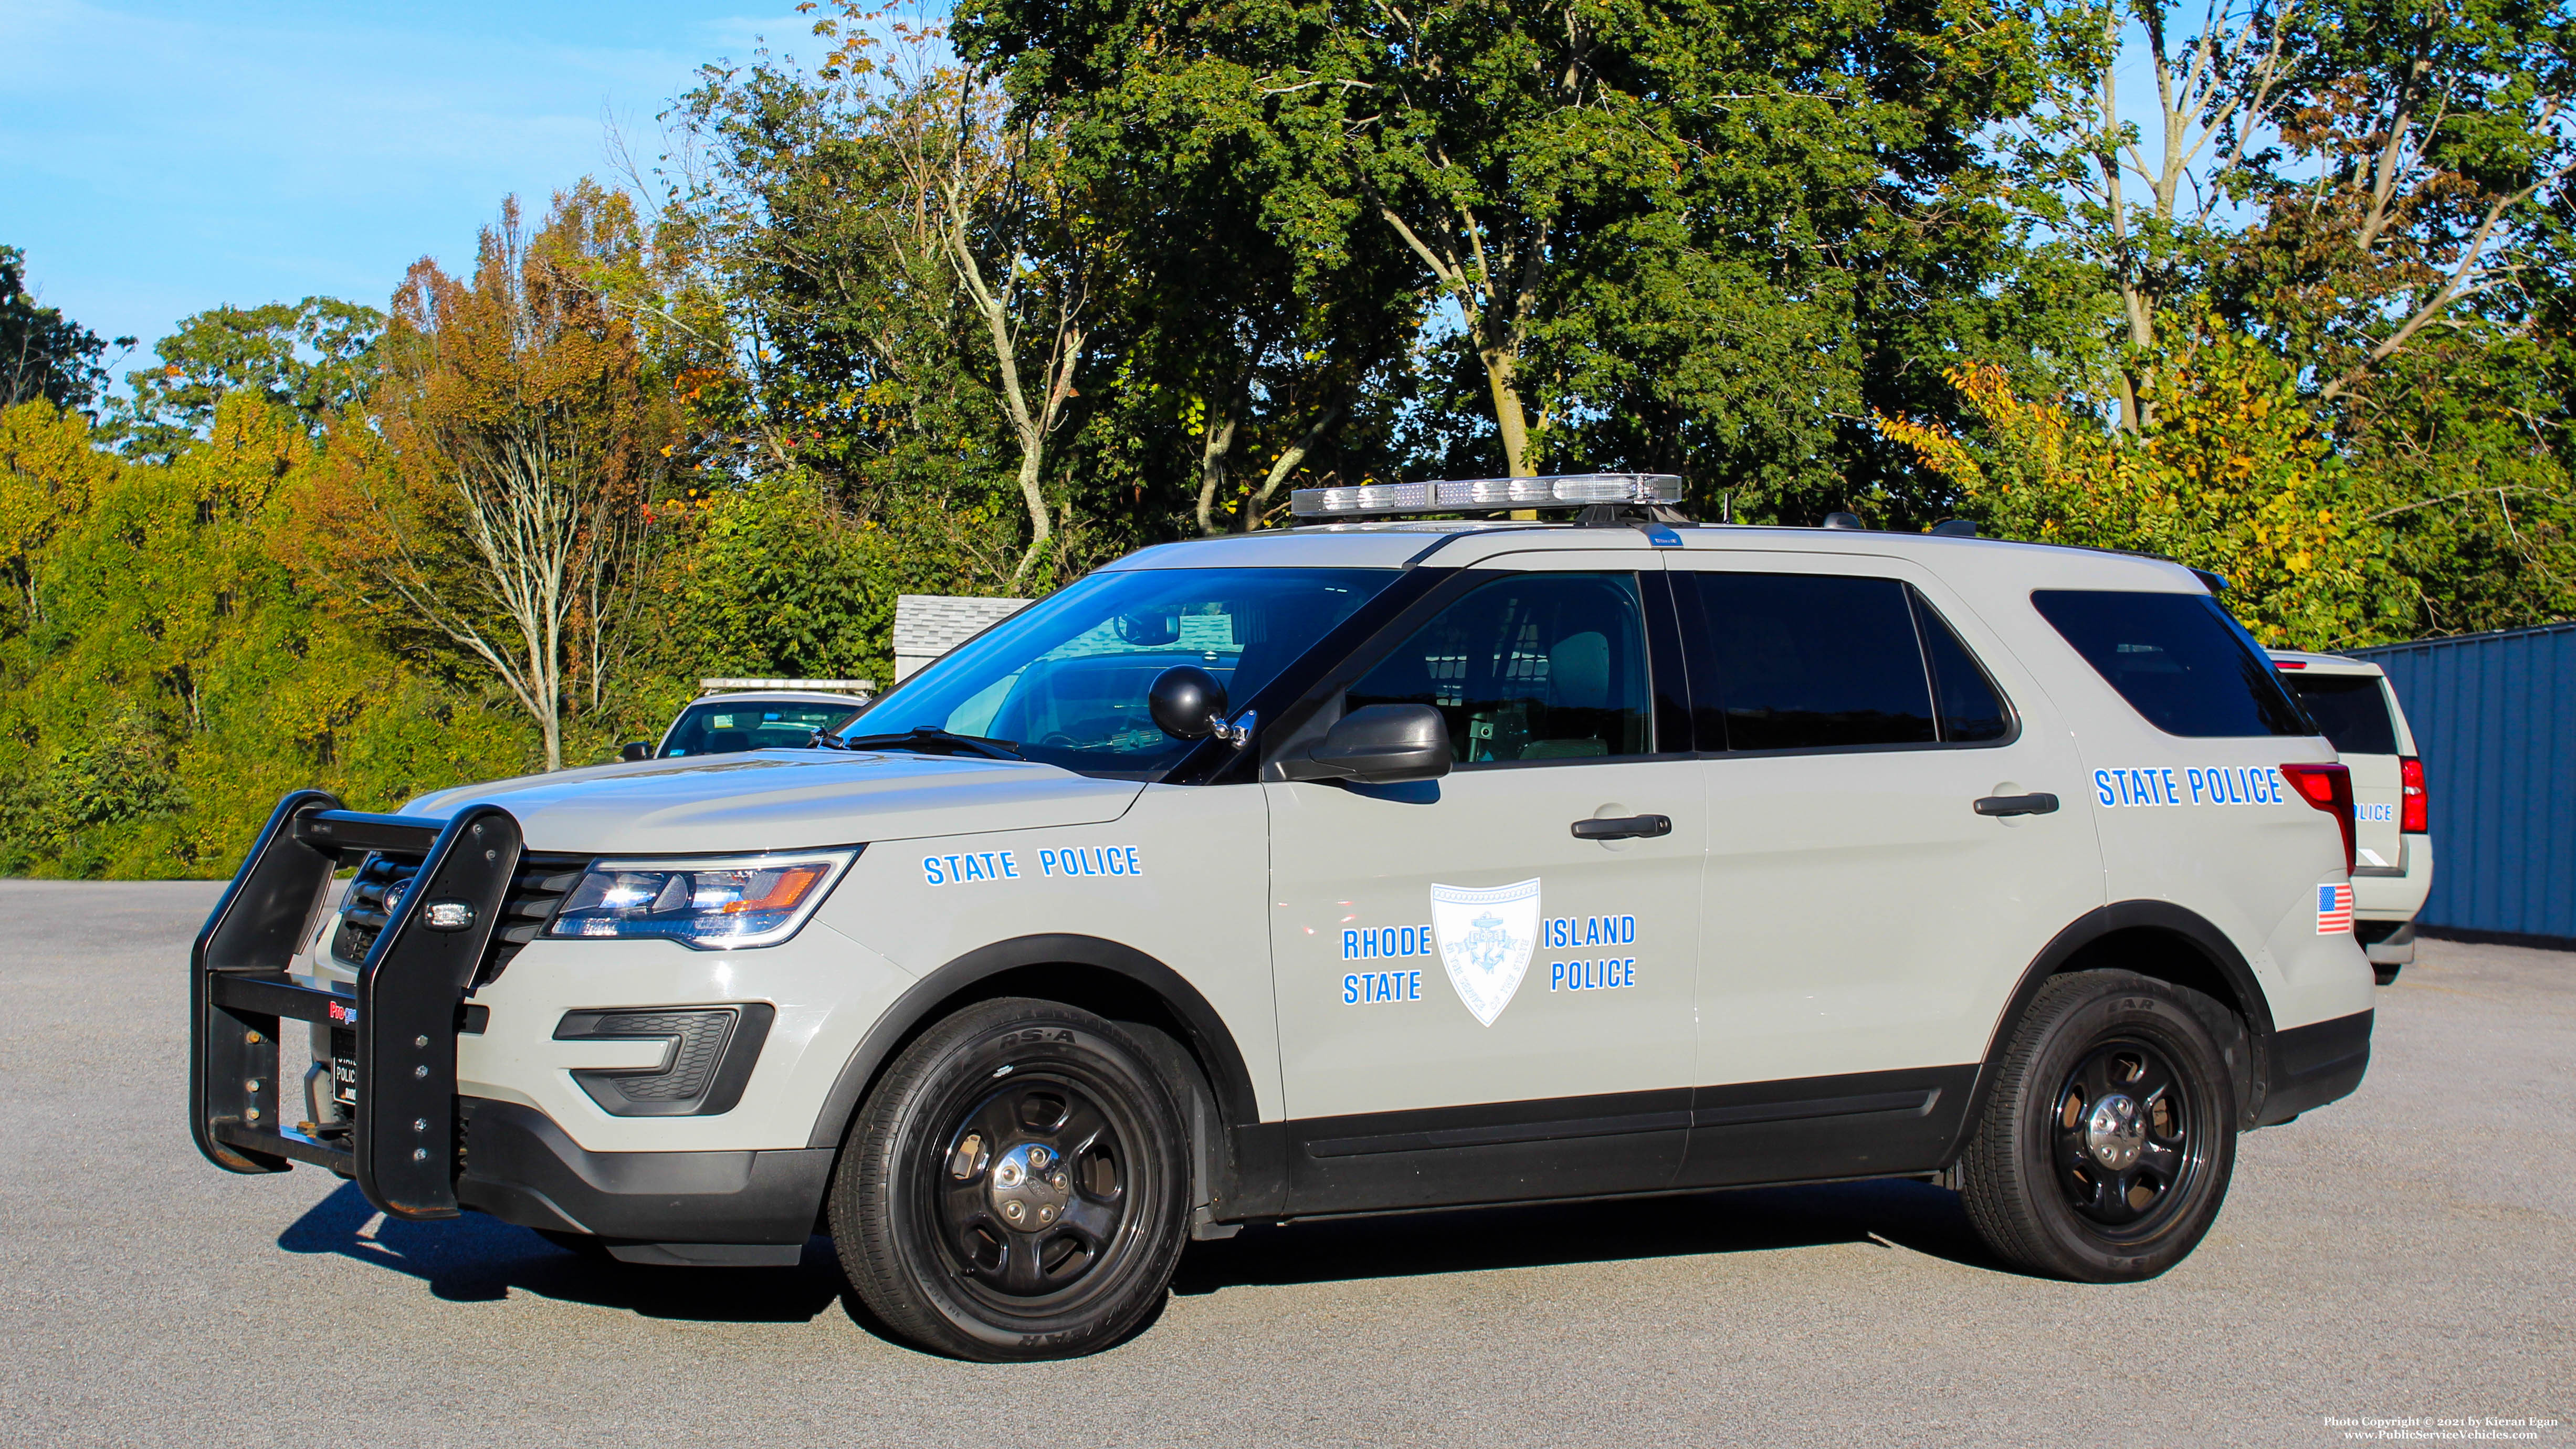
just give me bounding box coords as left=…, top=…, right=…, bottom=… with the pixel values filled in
left=188, top=475, right=2375, bottom=1361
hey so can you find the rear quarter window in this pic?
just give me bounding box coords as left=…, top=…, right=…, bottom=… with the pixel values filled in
left=2032, top=590, right=2312, bottom=738
left=2285, top=674, right=2399, bottom=755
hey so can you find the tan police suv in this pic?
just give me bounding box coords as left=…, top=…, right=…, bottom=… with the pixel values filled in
left=2269, top=650, right=2434, bottom=983
left=189, top=475, right=2375, bottom=1360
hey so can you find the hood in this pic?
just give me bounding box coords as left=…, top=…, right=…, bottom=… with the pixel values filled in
left=400, top=750, right=1144, bottom=855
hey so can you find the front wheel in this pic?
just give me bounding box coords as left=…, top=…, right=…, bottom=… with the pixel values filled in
left=1955, top=970, right=2238, bottom=1282
left=829, top=998, right=1190, bottom=1360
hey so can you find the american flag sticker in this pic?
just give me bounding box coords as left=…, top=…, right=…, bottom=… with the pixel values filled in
left=2316, top=883, right=2354, bottom=934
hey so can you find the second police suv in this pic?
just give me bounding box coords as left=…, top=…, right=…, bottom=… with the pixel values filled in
left=188, top=475, right=2377, bottom=1360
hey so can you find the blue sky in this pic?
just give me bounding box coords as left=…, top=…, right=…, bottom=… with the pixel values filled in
left=1, top=0, right=814, bottom=369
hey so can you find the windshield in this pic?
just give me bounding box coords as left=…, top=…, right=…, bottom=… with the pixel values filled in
left=661, top=700, right=864, bottom=757
left=846, top=568, right=1397, bottom=777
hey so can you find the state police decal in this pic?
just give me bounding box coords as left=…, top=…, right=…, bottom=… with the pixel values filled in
left=1431, top=879, right=1541, bottom=1026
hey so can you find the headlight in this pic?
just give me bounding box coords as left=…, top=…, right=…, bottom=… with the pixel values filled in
left=548, top=849, right=857, bottom=949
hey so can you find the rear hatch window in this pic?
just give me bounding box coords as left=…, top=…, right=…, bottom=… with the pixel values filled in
left=2031, top=590, right=2312, bottom=738
left=2283, top=675, right=2396, bottom=756
left=2285, top=672, right=2407, bottom=862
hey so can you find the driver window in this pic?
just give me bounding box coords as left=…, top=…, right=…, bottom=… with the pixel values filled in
left=1347, top=572, right=1651, bottom=763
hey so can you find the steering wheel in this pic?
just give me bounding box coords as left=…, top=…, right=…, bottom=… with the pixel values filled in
left=1039, top=732, right=1082, bottom=749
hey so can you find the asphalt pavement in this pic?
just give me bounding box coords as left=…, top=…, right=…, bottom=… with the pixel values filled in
left=1, top=880, right=2568, bottom=1447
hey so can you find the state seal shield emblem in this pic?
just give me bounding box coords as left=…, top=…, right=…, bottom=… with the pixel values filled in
left=1431, top=878, right=1541, bottom=1026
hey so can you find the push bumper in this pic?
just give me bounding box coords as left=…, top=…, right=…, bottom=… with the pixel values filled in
left=191, top=791, right=522, bottom=1219
left=2257, top=1009, right=2373, bottom=1125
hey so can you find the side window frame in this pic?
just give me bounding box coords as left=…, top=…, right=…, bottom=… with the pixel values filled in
left=1672, top=566, right=2022, bottom=757
left=1257, top=564, right=1688, bottom=778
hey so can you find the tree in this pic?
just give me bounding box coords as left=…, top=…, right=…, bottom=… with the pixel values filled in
left=299, top=187, right=674, bottom=772
left=1879, top=332, right=2408, bottom=647
left=2014, top=0, right=2575, bottom=429
left=964, top=0, right=2072, bottom=522
left=674, top=18, right=1109, bottom=587
left=2220, top=0, right=2576, bottom=407
left=1, top=398, right=122, bottom=629
left=0, top=393, right=551, bottom=877
left=1964, top=0, right=2576, bottom=634
left=2, top=246, right=132, bottom=415
left=114, top=298, right=383, bottom=459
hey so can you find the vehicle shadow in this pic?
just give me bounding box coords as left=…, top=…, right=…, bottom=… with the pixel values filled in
left=276, top=1180, right=843, bottom=1321
left=277, top=1174, right=2003, bottom=1337
left=1170, top=1176, right=2004, bottom=1295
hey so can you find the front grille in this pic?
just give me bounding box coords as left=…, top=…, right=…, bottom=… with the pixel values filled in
left=331, top=853, right=423, bottom=966
left=329, top=848, right=588, bottom=981
left=483, top=854, right=588, bottom=983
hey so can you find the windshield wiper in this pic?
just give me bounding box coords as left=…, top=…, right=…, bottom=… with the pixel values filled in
left=816, top=724, right=1024, bottom=761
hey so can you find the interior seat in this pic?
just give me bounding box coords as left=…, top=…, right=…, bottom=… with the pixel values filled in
left=1520, top=629, right=1610, bottom=758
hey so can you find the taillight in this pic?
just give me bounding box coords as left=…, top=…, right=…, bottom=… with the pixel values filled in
left=2400, top=756, right=2427, bottom=834
left=2280, top=762, right=2356, bottom=874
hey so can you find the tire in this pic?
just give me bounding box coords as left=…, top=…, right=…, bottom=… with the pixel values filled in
left=2373, top=963, right=2402, bottom=986
left=829, top=998, right=1190, bottom=1360
left=1955, top=970, right=2239, bottom=1282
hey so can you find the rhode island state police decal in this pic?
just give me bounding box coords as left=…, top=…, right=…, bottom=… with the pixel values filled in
left=1431, top=878, right=1541, bottom=1026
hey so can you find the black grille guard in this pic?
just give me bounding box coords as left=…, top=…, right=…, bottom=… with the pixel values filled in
left=190, top=790, right=527, bottom=1220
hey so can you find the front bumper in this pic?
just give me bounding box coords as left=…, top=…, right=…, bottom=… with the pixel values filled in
left=457, top=1098, right=828, bottom=1264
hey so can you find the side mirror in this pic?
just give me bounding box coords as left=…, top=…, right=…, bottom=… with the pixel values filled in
left=1280, top=705, right=1452, bottom=784
left=619, top=741, right=654, bottom=762
left=1149, top=665, right=1228, bottom=740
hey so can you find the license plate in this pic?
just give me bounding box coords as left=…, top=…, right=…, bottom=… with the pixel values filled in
left=331, top=1027, right=358, bottom=1108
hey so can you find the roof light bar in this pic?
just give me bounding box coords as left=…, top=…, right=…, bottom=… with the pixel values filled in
left=1290, top=472, right=1684, bottom=519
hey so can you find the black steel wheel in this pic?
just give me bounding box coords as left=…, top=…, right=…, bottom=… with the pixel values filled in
left=1956, top=970, right=2238, bottom=1282
left=831, top=998, right=1189, bottom=1360
left=2048, top=1036, right=2210, bottom=1238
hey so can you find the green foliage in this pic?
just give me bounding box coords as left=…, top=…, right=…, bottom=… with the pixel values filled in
left=0, top=396, right=541, bottom=877
left=658, top=476, right=900, bottom=695
left=1884, top=329, right=2414, bottom=648
left=2, top=245, right=132, bottom=415
left=2336, top=332, right=2576, bottom=636
left=961, top=0, right=2086, bottom=526
left=113, top=298, right=383, bottom=459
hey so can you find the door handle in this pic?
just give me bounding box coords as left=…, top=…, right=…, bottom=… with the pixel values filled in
left=1973, top=793, right=2059, bottom=818
left=1571, top=814, right=1672, bottom=841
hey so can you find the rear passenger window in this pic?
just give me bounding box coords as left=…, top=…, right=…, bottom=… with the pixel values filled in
left=2286, top=674, right=2398, bottom=755
left=1691, top=574, right=1936, bottom=749
left=1347, top=572, right=1652, bottom=763
left=1913, top=596, right=2013, bottom=742
left=2032, top=590, right=2310, bottom=738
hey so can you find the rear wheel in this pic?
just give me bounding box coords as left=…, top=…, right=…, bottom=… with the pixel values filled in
left=1956, top=970, right=2238, bottom=1282
left=2373, top=963, right=2402, bottom=986
left=830, top=998, right=1189, bottom=1360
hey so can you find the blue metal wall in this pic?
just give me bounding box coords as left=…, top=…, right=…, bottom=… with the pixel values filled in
left=2349, top=622, right=2576, bottom=941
